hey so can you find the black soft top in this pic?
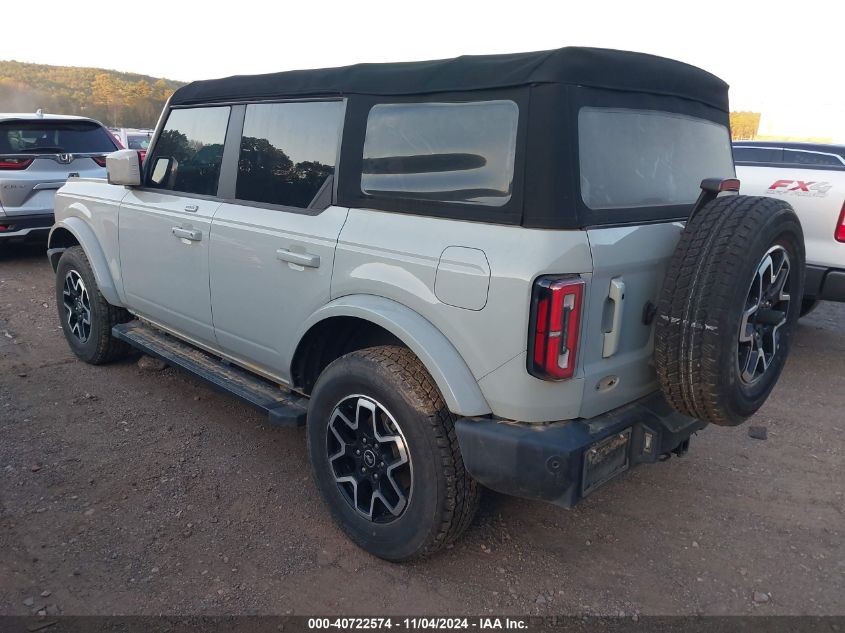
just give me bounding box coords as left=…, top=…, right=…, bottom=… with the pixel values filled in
left=171, top=47, right=729, bottom=111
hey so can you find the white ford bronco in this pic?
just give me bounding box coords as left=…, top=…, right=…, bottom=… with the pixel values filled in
left=48, top=47, right=805, bottom=561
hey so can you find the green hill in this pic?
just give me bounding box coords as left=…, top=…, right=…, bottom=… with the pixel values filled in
left=0, top=60, right=186, bottom=128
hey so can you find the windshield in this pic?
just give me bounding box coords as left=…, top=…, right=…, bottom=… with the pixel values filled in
left=578, top=108, right=734, bottom=210
left=0, top=120, right=118, bottom=154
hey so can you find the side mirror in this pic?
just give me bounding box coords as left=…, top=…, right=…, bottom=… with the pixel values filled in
left=106, top=149, right=142, bottom=186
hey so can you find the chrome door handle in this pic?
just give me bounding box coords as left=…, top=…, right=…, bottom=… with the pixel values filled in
left=172, top=227, right=202, bottom=242
left=276, top=248, right=320, bottom=268
left=602, top=277, right=626, bottom=358
left=184, top=204, right=198, bottom=212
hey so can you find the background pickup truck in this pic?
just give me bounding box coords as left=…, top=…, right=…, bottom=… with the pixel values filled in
left=734, top=141, right=845, bottom=314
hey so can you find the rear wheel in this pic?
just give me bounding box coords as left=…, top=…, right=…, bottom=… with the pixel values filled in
left=655, top=195, right=805, bottom=426
left=306, top=346, right=479, bottom=561
left=55, top=246, right=131, bottom=364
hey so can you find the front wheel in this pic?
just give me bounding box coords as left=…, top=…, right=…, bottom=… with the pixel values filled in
left=55, top=246, right=131, bottom=364
left=306, top=346, right=479, bottom=561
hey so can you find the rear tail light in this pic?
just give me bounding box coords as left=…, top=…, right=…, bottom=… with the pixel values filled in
left=0, top=158, right=34, bottom=170
left=528, top=275, right=585, bottom=381
left=138, top=150, right=147, bottom=163
left=92, top=156, right=107, bottom=167
left=0, top=225, right=9, bottom=232
left=836, top=200, right=845, bottom=243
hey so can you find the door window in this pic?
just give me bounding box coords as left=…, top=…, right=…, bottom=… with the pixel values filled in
left=146, top=106, right=230, bottom=196
left=236, top=101, right=344, bottom=209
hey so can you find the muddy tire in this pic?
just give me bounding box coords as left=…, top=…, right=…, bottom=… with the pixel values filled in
left=655, top=195, right=804, bottom=426
left=55, top=246, right=132, bottom=364
left=306, top=345, right=480, bottom=561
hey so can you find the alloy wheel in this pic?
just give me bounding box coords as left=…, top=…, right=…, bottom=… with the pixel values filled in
left=326, top=395, right=412, bottom=523
left=738, top=245, right=792, bottom=385
left=62, top=270, right=92, bottom=343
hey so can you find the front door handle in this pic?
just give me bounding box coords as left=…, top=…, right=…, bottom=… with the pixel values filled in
left=172, top=227, right=202, bottom=242
left=276, top=248, right=320, bottom=268
left=184, top=204, right=198, bottom=212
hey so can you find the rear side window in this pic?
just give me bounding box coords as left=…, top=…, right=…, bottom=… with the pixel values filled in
left=579, top=108, right=734, bottom=210
left=236, top=101, right=344, bottom=209
left=361, top=100, right=519, bottom=206
left=147, top=106, right=230, bottom=196
left=0, top=120, right=117, bottom=154
left=733, top=146, right=783, bottom=163
left=783, top=149, right=844, bottom=167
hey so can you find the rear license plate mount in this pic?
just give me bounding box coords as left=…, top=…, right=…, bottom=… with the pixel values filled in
left=582, top=427, right=632, bottom=496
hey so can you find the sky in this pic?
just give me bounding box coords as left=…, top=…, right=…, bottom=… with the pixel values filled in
left=4, top=0, right=844, bottom=141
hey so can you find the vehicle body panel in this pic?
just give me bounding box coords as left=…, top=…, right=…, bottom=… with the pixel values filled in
left=332, top=208, right=593, bottom=381
left=579, top=223, right=684, bottom=419
left=118, top=188, right=220, bottom=346
left=209, top=204, right=349, bottom=379
left=49, top=178, right=130, bottom=306
left=294, top=295, right=491, bottom=416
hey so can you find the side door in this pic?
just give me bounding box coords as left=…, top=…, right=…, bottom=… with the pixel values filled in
left=119, top=106, right=231, bottom=346
left=209, top=100, right=347, bottom=381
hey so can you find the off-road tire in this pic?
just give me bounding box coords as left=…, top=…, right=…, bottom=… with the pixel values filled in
left=55, top=246, right=131, bottom=364
left=655, top=195, right=804, bottom=426
left=306, top=345, right=480, bottom=561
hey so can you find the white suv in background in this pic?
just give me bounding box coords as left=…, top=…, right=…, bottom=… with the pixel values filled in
left=734, top=141, right=845, bottom=314
left=0, top=112, right=117, bottom=243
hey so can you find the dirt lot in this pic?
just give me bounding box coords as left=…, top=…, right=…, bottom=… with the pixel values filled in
left=1, top=242, right=843, bottom=617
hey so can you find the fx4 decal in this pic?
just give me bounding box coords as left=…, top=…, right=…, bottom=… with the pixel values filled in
left=767, top=179, right=832, bottom=197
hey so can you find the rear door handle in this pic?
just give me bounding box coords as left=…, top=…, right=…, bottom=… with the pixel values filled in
left=276, top=248, right=320, bottom=268
left=172, top=227, right=202, bottom=242
left=184, top=204, right=198, bottom=212
left=602, top=278, right=626, bottom=358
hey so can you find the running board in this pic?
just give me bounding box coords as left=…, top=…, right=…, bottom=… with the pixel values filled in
left=112, top=321, right=307, bottom=427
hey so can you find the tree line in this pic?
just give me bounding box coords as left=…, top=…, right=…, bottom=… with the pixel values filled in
left=2, top=60, right=764, bottom=140
left=0, top=60, right=185, bottom=128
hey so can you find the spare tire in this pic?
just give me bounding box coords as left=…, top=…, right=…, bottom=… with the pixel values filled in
left=655, top=195, right=804, bottom=426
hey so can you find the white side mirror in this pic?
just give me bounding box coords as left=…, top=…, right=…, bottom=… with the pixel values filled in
left=106, top=149, right=142, bottom=186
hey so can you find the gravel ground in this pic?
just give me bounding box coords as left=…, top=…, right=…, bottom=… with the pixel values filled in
left=1, top=242, right=843, bottom=617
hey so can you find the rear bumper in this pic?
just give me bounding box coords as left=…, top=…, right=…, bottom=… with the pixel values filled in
left=0, top=213, right=53, bottom=241
left=455, top=392, right=705, bottom=508
left=805, top=265, right=845, bottom=303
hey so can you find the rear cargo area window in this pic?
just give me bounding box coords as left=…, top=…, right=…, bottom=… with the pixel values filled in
left=236, top=101, right=344, bottom=209
left=579, top=108, right=734, bottom=210
left=361, top=100, right=518, bottom=206
left=147, top=106, right=230, bottom=196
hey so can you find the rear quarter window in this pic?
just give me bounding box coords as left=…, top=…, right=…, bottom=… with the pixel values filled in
left=579, top=108, right=734, bottom=210
left=360, top=100, right=519, bottom=207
